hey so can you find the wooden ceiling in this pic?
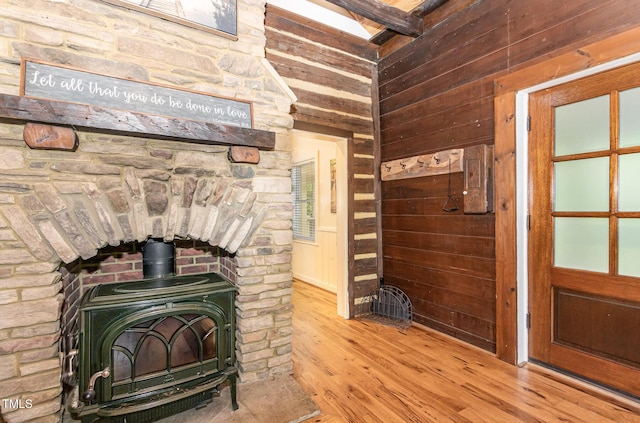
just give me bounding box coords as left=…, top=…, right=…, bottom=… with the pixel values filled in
left=319, top=0, right=450, bottom=44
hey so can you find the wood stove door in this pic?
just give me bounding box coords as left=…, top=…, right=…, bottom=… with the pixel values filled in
left=98, top=303, right=229, bottom=402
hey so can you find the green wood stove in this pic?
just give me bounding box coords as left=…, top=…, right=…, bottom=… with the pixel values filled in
left=68, top=272, right=238, bottom=423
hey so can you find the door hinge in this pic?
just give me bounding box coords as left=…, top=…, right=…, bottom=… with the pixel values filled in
left=527, top=214, right=531, bottom=230
left=527, top=115, right=531, bottom=131
left=526, top=312, right=531, bottom=330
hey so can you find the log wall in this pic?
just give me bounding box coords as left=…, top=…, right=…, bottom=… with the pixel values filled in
left=265, top=6, right=380, bottom=310
left=265, top=5, right=379, bottom=312
left=378, top=0, right=640, bottom=351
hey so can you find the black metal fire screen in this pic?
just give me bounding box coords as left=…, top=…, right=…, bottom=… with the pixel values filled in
left=355, top=283, right=412, bottom=329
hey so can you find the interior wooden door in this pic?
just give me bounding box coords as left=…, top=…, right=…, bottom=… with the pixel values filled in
left=529, top=62, right=640, bottom=398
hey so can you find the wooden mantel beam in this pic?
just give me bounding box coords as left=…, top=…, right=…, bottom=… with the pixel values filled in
left=324, top=0, right=423, bottom=37
left=0, top=94, right=275, bottom=150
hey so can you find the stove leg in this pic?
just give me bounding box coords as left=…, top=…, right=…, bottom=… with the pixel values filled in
left=230, top=375, right=238, bottom=410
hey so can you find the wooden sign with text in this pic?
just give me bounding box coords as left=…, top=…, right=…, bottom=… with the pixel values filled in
left=0, top=93, right=275, bottom=150
left=21, top=59, right=253, bottom=129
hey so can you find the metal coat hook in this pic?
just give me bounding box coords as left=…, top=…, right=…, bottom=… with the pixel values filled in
left=384, top=163, right=392, bottom=172
left=442, top=158, right=459, bottom=212
left=400, top=160, right=407, bottom=169
left=417, top=158, right=425, bottom=167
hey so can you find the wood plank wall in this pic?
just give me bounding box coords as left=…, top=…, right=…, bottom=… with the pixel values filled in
left=377, top=0, right=640, bottom=352
left=265, top=6, right=380, bottom=311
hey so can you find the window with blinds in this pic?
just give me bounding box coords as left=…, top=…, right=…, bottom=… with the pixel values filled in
left=292, top=160, right=315, bottom=241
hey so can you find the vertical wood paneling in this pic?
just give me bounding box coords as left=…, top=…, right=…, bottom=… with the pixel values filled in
left=493, top=92, right=517, bottom=362
left=378, top=0, right=640, bottom=353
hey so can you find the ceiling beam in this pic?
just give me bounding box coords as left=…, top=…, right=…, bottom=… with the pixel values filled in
left=369, top=0, right=450, bottom=45
left=413, top=0, right=450, bottom=17
left=324, top=0, right=423, bottom=37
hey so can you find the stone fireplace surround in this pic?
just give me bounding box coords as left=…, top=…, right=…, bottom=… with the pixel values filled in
left=0, top=1, right=300, bottom=420
left=0, top=124, right=295, bottom=423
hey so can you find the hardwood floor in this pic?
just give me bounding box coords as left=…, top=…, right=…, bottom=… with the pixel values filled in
left=291, top=280, right=640, bottom=423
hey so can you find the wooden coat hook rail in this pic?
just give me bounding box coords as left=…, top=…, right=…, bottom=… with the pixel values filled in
left=380, top=145, right=494, bottom=215
left=380, top=148, right=463, bottom=182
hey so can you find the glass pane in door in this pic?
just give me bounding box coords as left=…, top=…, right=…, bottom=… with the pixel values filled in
left=554, top=217, right=609, bottom=272
left=619, top=219, right=640, bottom=277
left=555, top=95, right=610, bottom=156
left=619, top=153, right=640, bottom=211
left=620, top=87, right=640, bottom=148
left=554, top=157, right=609, bottom=212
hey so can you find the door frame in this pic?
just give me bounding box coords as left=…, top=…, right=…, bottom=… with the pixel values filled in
left=516, top=54, right=640, bottom=363
left=291, top=123, right=352, bottom=318
left=494, top=26, right=640, bottom=364
left=336, top=137, right=349, bottom=318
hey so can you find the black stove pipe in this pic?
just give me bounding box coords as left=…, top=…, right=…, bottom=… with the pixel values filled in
left=142, top=239, right=175, bottom=279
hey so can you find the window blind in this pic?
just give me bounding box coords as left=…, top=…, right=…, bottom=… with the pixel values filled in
left=292, top=160, right=315, bottom=240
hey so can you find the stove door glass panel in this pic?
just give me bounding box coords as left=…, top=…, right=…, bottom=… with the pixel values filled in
left=110, top=313, right=219, bottom=398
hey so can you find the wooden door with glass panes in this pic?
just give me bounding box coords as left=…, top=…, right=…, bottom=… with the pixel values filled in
left=529, top=62, right=640, bottom=397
